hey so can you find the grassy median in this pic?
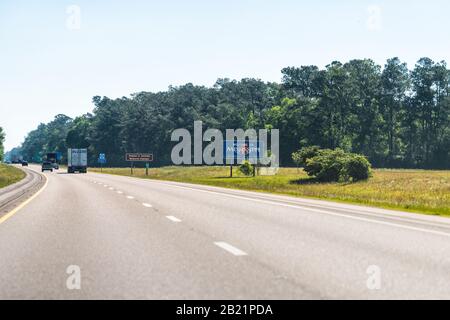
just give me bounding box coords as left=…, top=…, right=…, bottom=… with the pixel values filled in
left=90, top=166, right=450, bottom=217
left=0, top=164, right=26, bottom=189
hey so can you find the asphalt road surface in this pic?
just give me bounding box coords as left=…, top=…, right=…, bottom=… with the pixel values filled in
left=1, top=164, right=450, bottom=299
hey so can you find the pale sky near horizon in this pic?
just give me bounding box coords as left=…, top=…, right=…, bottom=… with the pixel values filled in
left=1, top=0, right=449, bottom=151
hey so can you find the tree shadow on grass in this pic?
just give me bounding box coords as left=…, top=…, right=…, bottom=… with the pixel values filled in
left=289, top=177, right=322, bottom=185
left=290, top=177, right=356, bottom=186
left=212, top=176, right=253, bottom=179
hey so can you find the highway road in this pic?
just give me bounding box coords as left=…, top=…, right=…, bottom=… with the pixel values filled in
left=1, top=164, right=450, bottom=299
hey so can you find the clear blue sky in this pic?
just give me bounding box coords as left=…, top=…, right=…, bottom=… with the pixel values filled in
left=1, top=0, right=449, bottom=151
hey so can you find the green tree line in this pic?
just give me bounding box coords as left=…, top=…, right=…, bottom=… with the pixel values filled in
left=0, top=127, right=5, bottom=162
left=17, top=57, right=450, bottom=169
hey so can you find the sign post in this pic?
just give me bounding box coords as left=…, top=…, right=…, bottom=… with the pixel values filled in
left=224, top=141, right=262, bottom=178
left=98, top=153, right=107, bottom=172
left=125, top=153, right=153, bottom=176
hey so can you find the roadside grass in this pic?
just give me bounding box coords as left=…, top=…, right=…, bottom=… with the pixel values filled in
left=90, top=166, right=450, bottom=217
left=0, top=164, right=26, bottom=189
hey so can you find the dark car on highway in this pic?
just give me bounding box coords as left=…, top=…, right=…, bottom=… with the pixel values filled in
left=41, top=162, right=53, bottom=172
left=21, top=161, right=28, bottom=167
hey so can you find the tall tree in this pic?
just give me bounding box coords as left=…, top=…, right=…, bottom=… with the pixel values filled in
left=410, top=58, right=450, bottom=167
left=344, top=59, right=384, bottom=163
left=281, top=65, right=322, bottom=98
left=319, top=61, right=352, bottom=150
left=66, top=114, right=92, bottom=149
left=380, top=58, right=410, bottom=166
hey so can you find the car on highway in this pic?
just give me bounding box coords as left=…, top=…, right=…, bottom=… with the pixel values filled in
left=21, top=161, right=29, bottom=167
left=41, top=162, right=53, bottom=172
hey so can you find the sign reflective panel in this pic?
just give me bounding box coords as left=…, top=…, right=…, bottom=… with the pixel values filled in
left=224, top=141, right=263, bottom=160
left=125, top=153, right=153, bottom=162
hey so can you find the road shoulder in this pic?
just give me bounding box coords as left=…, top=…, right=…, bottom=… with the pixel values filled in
left=0, top=166, right=47, bottom=222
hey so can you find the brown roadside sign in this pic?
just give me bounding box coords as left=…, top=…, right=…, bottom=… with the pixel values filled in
left=125, top=153, right=153, bottom=162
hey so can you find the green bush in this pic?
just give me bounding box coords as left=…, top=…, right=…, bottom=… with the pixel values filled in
left=239, top=161, right=254, bottom=176
left=292, top=146, right=320, bottom=167
left=305, top=149, right=347, bottom=182
left=341, top=154, right=372, bottom=182
left=295, top=147, right=372, bottom=182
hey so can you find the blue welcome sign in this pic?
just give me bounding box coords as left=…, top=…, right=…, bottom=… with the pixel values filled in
left=224, top=140, right=263, bottom=161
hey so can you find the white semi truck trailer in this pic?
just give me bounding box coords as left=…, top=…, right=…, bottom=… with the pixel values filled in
left=67, top=148, right=88, bottom=173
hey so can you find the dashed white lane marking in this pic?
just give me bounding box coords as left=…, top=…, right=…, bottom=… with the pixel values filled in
left=159, top=183, right=450, bottom=239
left=109, top=187, right=114, bottom=190
left=103, top=185, right=108, bottom=187
left=214, top=242, right=248, bottom=256
left=117, top=191, right=123, bottom=194
left=126, top=196, right=134, bottom=199
left=166, top=216, right=181, bottom=223
left=142, top=203, right=153, bottom=208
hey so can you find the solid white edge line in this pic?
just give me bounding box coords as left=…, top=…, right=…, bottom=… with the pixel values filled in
left=214, top=242, right=248, bottom=256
